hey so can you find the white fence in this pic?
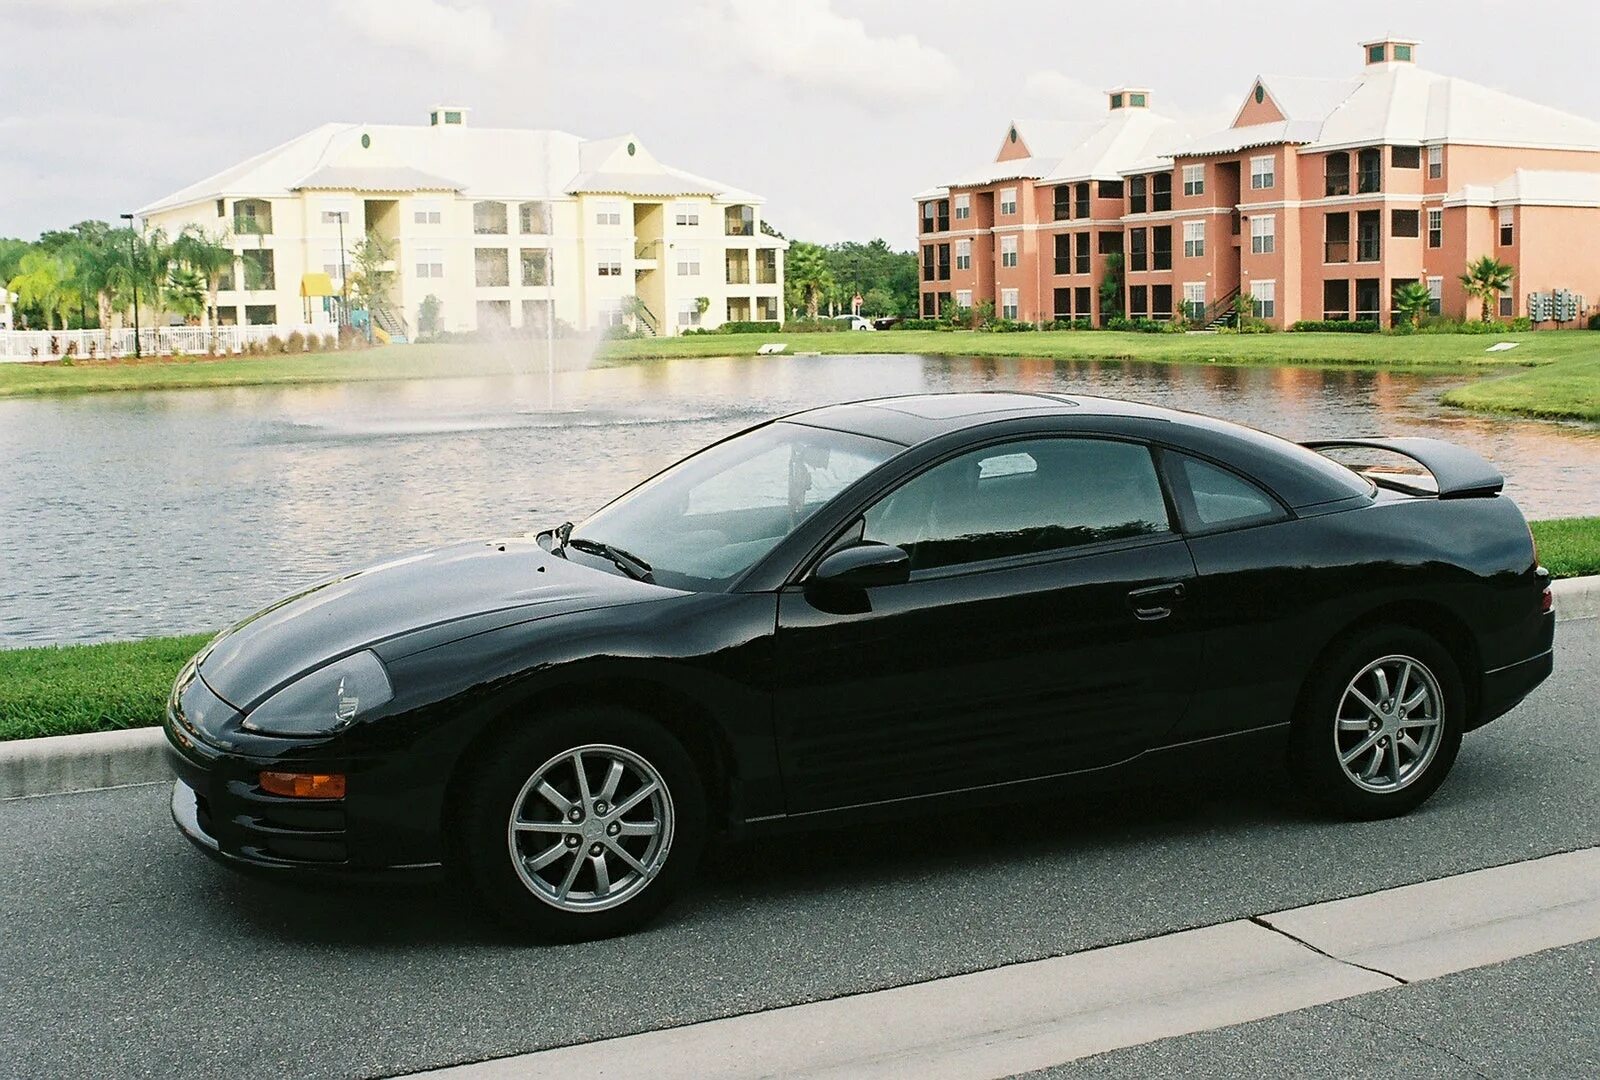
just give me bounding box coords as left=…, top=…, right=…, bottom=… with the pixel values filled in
left=0, top=324, right=334, bottom=362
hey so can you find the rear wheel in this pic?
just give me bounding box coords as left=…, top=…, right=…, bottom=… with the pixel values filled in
left=1290, top=626, right=1465, bottom=819
left=457, top=709, right=706, bottom=941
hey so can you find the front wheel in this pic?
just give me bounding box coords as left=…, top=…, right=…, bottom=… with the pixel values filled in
left=1290, top=627, right=1465, bottom=820
left=457, top=709, right=706, bottom=941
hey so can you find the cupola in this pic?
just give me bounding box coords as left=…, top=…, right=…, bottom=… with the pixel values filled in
left=429, top=105, right=471, bottom=127
left=1106, top=87, right=1152, bottom=111
left=1360, top=37, right=1417, bottom=66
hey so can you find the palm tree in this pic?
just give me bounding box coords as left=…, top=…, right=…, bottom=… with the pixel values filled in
left=1391, top=281, right=1434, bottom=330
left=8, top=249, right=71, bottom=330
left=69, top=233, right=135, bottom=337
left=173, top=225, right=235, bottom=336
left=168, top=266, right=206, bottom=324
left=1459, top=255, right=1514, bottom=323
left=786, top=242, right=833, bottom=320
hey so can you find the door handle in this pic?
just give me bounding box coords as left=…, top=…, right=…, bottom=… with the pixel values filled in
left=1128, top=581, right=1186, bottom=621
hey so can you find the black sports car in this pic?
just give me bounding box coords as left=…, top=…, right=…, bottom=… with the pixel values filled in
left=165, top=393, right=1555, bottom=939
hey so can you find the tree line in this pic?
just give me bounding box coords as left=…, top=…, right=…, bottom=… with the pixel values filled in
left=782, top=238, right=919, bottom=320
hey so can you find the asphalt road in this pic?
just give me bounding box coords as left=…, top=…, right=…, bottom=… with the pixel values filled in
left=1036, top=938, right=1600, bottom=1079
left=2, top=619, right=1595, bottom=1080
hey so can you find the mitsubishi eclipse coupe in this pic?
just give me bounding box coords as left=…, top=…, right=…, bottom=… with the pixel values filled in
left=164, top=393, right=1555, bottom=940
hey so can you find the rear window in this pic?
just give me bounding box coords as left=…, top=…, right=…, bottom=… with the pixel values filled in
left=1172, top=454, right=1288, bottom=529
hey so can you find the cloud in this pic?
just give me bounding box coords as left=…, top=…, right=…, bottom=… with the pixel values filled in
left=330, top=0, right=505, bottom=67
left=1022, top=70, right=1107, bottom=119
left=701, top=0, right=961, bottom=109
left=2, top=0, right=183, bottom=12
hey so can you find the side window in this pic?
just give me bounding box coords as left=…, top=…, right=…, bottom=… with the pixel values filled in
left=1172, top=454, right=1286, bottom=530
left=861, top=438, right=1170, bottom=573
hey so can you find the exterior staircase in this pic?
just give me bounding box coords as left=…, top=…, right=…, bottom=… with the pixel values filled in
left=1194, top=287, right=1242, bottom=331
left=371, top=304, right=410, bottom=344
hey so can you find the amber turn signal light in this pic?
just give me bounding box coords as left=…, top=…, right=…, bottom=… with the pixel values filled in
left=259, top=770, right=346, bottom=799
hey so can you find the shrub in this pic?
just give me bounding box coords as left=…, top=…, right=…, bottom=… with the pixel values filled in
left=895, top=318, right=940, bottom=330
left=982, top=319, right=1037, bottom=332
left=1106, top=317, right=1172, bottom=334
left=782, top=318, right=845, bottom=333
left=1588, top=312, right=1600, bottom=330
left=719, top=320, right=784, bottom=334
left=286, top=331, right=306, bottom=352
left=1416, top=317, right=1531, bottom=335
left=264, top=334, right=286, bottom=354
left=322, top=333, right=337, bottom=351
left=1290, top=319, right=1380, bottom=334
left=1042, top=318, right=1093, bottom=332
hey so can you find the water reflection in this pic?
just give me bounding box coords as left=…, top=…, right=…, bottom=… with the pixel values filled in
left=1, top=353, right=1596, bottom=646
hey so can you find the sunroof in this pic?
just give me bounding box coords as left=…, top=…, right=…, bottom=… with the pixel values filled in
left=875, top=394, right=1075, bottom=419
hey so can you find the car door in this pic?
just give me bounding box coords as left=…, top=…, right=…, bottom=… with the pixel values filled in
left=773, top=435, right=1204, bottom=815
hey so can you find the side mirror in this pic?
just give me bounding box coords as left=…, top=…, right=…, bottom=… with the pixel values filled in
left=811, top=542, right=910, bottom=589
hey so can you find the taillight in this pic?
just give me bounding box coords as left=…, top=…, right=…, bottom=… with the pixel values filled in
left=1542, top=587, right=1554, bottom=615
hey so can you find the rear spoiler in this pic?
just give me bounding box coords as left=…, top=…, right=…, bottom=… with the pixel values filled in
left=1302, top=437, right=1504, bottom=499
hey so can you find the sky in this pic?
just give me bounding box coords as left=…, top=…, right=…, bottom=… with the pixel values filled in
left=2, top=0, right=1598, bottom=250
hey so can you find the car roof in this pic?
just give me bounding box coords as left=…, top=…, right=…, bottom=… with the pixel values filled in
left=779, top=392, right=1373, bottom=509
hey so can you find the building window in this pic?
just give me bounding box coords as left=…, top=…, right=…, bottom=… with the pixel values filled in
left=1325, top=212, right=1350, bottom=263
left=678, top=299, right=701, bottom=328
left=319, top=200, right=354, bottom=225
left=1357, top=148, right=1383, bottom=194
left=240, top=249, right=275, bottom=290
left=955, top=239, right=972, bottom=270
left=1053, top=234, right=1070, bottom=275
left=1182, top=164, right=1205, bottom=197
left=956, top=289, right=973, bottom=309
left=1355, top=278, right=1382, bottom=322
left=757, top=295, right=779, bottom=321
left=520, top=249, right=551, bottom=287
left=595, top=201, right=624, bottom=227
left=1097, top=231, right=1121, bottom=256
left=1394, top=44, right=1412, bottom=61
left=1250, top=155, right=1275, bottom=190
left=415, top=247, right=444, bottom=278
left=1151, top=284, right=1172, bottom=319
left=1152, top=172, right=1172, bottom=212
left=1128, top=285, right=1148, bottom=317
left=521, top=299, right=551, bottom=331
left=1099, top=180, right=1124, bottom=200
left=244, top=304, right=276, bottom=325
left=1075, top=286, right=1091, bottom=319
left=233, top=199, right=273, bottom=236
left=1000, top=188, right=1018, bottom=216
left=1428, top=145, right=1443, bottom=180
left=725, top=204, right=755, bottom=236
left=597, top=248, right=622, bottom=276
left=1001, top=288, right=1019, bottom=320
left=1325, top=152, right=1351, bottom=198
left=936, top=199, right=950, bottom=232
left=474, top=201, right=509, bottom=234
left=1110, top=92, right=1125, bottom=109
left=477, top=299, right=511, bottom=330
left=1129, top=228, right=1148, bottom=271
left=1427, top=276, right=1443, bottom=315
left=1001, top=235, right=1018, bottom=268
left=1499, top=208, right=1514, bottom=246
left=937, top=243, right=950, bottom=280
left=673, top=204, right=700, bottom=227
left=474, top=248, right=510, bottom=287
left=599, top=299, right=624, bottom=328
left=1074, top=183, right=1091, bottom=219
left=1323, top=279, right=1350, bottom=320
left=921, top=292, right=935, bottom=317
left=1356, top=210, right=1381, bottom=262
left=1053, top=287, right=1071, bottom=318
left=1075, top=232, right=1090, bottom=274
left=322, top=247, right=345, bottom=280
left=1183, top=282, right=1206, bottom=320
left=1250, top=215, right=1275, bottom=254
left=922, top=202, right=936, bottom=233
left=414, top=200, right=443, bottom=225
left=1392, top=145, right=1421, bottom=169
left=1128, top=175, right=1147, bottom=215
left=954, top=194, right=971, bottom=220
left=676, top=247, right=701, bottom=276
left=1368, top=43, right=1387, bottom=63
left=1152, top=226, right=1172, bottom=271
left=1129, top=93, right=1146, bottom=107
left=756, top=248, right=778, bottom=284
left=1427, top=208, right=1442, bottom=248
left=1183, top=220, right=1205, bottom=259
left=1252, top=280, right=1276, bottom=319
left=922, top=245, right=935, bottom=281
left=1391, top=209, right=1420, bottom=238
left=1054, top=186, right=1071, bottom=221
left=726, top=249, right=751, bottom=285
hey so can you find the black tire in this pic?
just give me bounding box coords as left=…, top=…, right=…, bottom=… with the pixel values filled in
left=1289, top=625, right=1465, bottom=820
left=455, top=707, right=706, bottom=942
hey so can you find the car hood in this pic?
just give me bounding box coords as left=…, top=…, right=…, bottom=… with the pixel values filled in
left=197, top=537, right=656, bottom=711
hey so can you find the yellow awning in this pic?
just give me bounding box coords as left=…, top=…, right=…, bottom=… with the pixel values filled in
left=300, top=272, right=336, bottom=298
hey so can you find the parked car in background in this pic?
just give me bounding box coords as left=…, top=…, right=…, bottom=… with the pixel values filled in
left=833, top=314, right=875, bottom=331
left=871, top=316, right=903, bottom=331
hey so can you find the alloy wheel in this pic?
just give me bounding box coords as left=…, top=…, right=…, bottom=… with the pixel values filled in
left=506, top=743, right=675, bottom=912
left=1334, top=654, right=1445, bottom=794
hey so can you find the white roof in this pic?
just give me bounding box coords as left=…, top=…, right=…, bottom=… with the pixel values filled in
left=946, top=156, right=1056, bottom=188
left=1043, top=108, right=1186, bottom=182
left=1446, top=169, right=1600, bottom=208
left=139, top=122, right=763, bottom=214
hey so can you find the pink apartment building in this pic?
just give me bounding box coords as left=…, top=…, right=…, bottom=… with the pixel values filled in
left=916, top=38, right=1600, bottom=328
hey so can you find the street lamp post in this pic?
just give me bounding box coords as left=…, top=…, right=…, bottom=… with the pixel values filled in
left=119, top=213, right=141, bottom=358
left=336, top=211, right=349, bottom=330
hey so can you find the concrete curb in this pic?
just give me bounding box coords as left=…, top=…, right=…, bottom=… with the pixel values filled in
left=2, top=574, right=1597, bottom=801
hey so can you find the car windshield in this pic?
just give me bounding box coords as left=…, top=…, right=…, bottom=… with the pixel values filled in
left=567, top=421, right=899, bottom=590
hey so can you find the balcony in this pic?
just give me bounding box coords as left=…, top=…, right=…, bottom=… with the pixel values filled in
left=635, top=240, right=661, bottom=270
left=756, top=249, right=778, bottom=285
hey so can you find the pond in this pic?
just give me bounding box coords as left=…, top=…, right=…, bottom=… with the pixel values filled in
left=3, top=353, right=1597, bottom=647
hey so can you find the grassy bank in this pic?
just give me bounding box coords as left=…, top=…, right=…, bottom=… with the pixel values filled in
left=2, top=331, right=1595, bottom=406
left=1439, top=353, right=1600, bottom=423
left=2, top=517, right=1595, bottom=742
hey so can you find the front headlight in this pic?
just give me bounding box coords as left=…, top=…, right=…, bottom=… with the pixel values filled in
left=240, top=650, right=394, bottom=737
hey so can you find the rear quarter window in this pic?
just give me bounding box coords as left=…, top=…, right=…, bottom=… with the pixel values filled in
left=1171, top=454, right=1288, bottom=531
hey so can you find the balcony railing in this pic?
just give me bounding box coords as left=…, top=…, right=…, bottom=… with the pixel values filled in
left=1325, top=174, right=1351, bottom=197
left=1325, top=241, right=1349, bottom=263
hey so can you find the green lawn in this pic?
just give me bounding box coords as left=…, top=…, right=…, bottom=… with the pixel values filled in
left=4, top=333, right=1597, bottom=418
left=1, top=516, right=1595, bottom=742
left=1439, top=352, right=1600, bottom=422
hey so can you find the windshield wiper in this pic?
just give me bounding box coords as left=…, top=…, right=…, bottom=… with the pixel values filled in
left=567, top=537, right=654, bottom=583
left=552, top=521, right=574, bottom=555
